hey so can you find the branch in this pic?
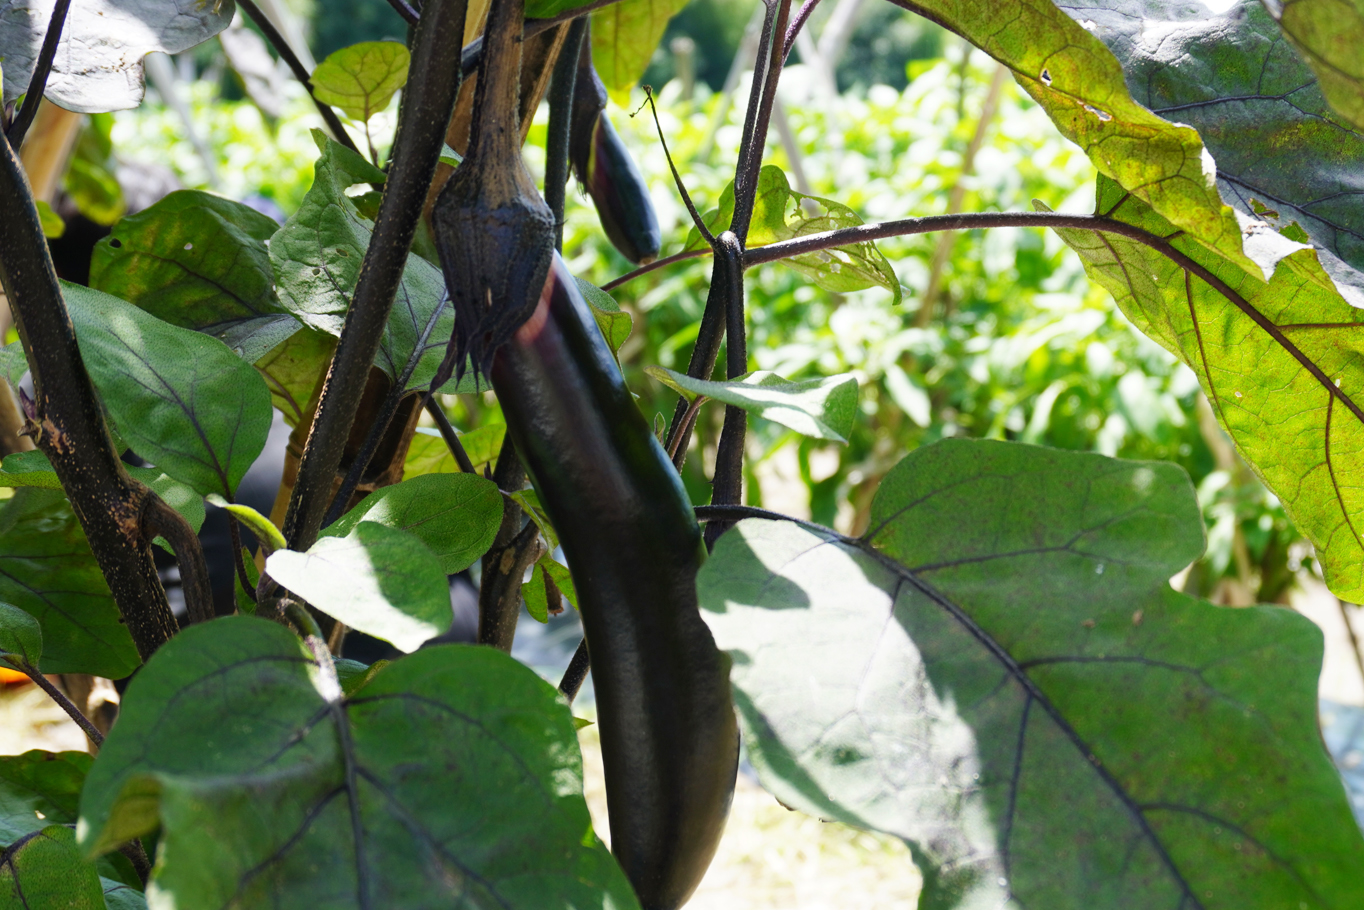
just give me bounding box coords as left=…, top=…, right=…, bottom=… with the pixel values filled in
left=423, top=396, right=477, bottom=473
left=386, top=0, right=421, bottom=26
left=236, top=0, right=363, bottom=159
left=558, top=637, right=590, bottom=703
left=21, top=665, right=104, bottom=747
left=143, top=494, right=215, bottom=625
left=5, top=0, right=72, bottom=148
left=782, top=0, right=824, bottom=61
left=600, top=247, right=708, bottom=291
left=0, top=129, right=178, bottom=661
left=729, top=0, right=786, bottom=242
left=479, top=511, right=543, bottom=651
left=283, top=0, right=469, bottom=551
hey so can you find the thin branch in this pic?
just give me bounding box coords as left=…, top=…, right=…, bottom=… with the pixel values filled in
left=558, top=637, right=590, bottom=703
left=545, top=17, right=587, bottom=250
left=144, top=494, right=215, bottom=625
left=423, top=396, right=477, bottom=473
left=525, top=0, right=624, bottom=32
left=236, top=0, right=362, bottom=158
left=730, top=0, right=783, bottom=242
left=117, top=842, right=152, bottom=887
left=284, top=0, right=468, bottom=552
left=643, top=86, right=714, bottom=248
left=666, top=394, right=706, bottom=464
left=21, top=666, right=104, bottom=747
left=5, top=0, right=72, bottom=147
left=386, top=0, right=421, bottom=26
left=600, top=247, right=709, bottom=291
left=782, top=0, right=824, bottom=61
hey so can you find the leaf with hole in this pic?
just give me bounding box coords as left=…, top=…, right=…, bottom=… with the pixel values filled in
left=323, top=473, right=502, bottom=575
left=1271, top=0, right=1364, bottom=133
left=311, top=41, right=410, bottom=122
left=686, top=166, right=901, bottom=303
left=267, top=522, right=450, bottom=652
left=0, top=489, right=138, bottom=679
left=76, top=617, right=638, bottom=908
left=647, top=367, right=858, bottom=442
left=63, top=282, right=272, bottom=499
left=699, top=437, right=1364, bottom=908
left=89, top=189, right=299, bottom=363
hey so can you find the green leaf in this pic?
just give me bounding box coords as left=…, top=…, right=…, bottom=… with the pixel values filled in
left=438, top=143, right=462, bottom=168
left=575, top=276, right=633, bottom=355
left=271, top=133, right=452, bottom=392
left=1271, top=0, right=1364, bottom=132
left=913, top=0, right=1256, bottom=275
left=267, top=522, right=451, bottom=652
left=311, top=41, right=410, bottom=122
left=647, top=367, right=858, bottom=443
left=0, top=451, right=204, bottom=552
left=590, top=0, right=690, bottom=102
left=334, top=657, right=388, bottom=696
left=207, top=495, right=286, bottom=555
left=0, top=341, right=25, bottom=389
left=0, top=826, right=104, bottom=910
left=1048, top=177, right=1364, bottom=601
left=0, top=750, right=91, bottom=845
left=522, top=564, right=550, bottom=624
left=63, top=155, right=123, bottom=226
left=254, top=327, right=335, bottom=427
left=77, top=617, right=638, bottom=908
left=1055, top=0, right=1364, bottom=286
left=0, top=601, right=41, bottom=672
left=35, top=200, right=64, bottom=239
left=509, top=488, right=557, bottom=551
left=323, top=473, right=503, bottom=575
left=89, top=189, right=299, bottom=363
left=403, top=423, right=504, bottom=478
left=524, top=0, right=599, bottom=16
left=699, top=438, right=1364, bottom=908
left=100, top=876, right=147, bottom=910
left=0, top=489, right=138, bottom=678
left=63, top=282, right=272, bottom=498
left=234, top=548, right=259, bottom=617
left=685, top=166, right=901, bottom=303
left=539, top=555, right=577, bottom=609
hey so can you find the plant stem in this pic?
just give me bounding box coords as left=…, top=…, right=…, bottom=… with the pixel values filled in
left=227, top=514, right=255, bottom=600
left=118, top=841, right=152, bottom=887
left=545, top=16, right=587, bottom=250
left=283, top=0, right=468, bottom=552
left=479, top=513, right=543, bottom=651
left=783, top=0, right=824, bottom=60
left=386, top=0, right=421, bottom=26
left=600, top=247, right=709, bottom=291
left=704, top=234, right=751, bottom=547
left=558, top=637, right=590, bottom=703
left=5, top=0, right=72, bottom=148
left=423, top=396, right=477, bottom=473
left=729, top=0, right=783, bottom=241
left=236, top=0, right=362, bottom=158
left=22, top=664, right=104, bottom=748
left=143, top=495, right=215, bottom=625
left=0, top=130, right=178, bottom=661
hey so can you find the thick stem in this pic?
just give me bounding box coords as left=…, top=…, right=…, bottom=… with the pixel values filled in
left=477, top=433, right=528, bottom=648
left=5, top=0, right=72, bottom=148
left=545, top=17, right=587, bottom=250
left=704, top=239, right=750, bottom=547
left=0, top=131, right=177, bottom=661
left=478, top=514, right=543, bottom=651
left=283, top=0, right=468, bottom=551
left=468, top=0, right=527, bottom=165
left=144, top=495, right=214, bottom=625
left=731, top=0, right=791, bottom=243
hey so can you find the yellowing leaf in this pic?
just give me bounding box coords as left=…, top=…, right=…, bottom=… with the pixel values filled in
left=311, top=41, right=410, bottom=122
left=590, top=0, right=688, bottom=102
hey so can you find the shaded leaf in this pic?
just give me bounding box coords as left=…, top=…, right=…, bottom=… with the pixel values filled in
left=1272, top=0, right=1364, bottom=132
left=403, top=423, right=504, bottom=479
left=271, top=133, right=451, bottom=391
left=1055, top=0, right=1364, bottom=287
left=647, top=367, right=858, bottom=442
left=89, top=189, right=298, bottom=363
left=699, top=438, right=1364, bottom=908
left=509, top=489, right=557, bottom=551
left=0, top=342, right=24, bottom=389
left=0, top=490, right=138, bottom=678
left=254, top=327, right=335, bottom=427
left=64, top=282, right=272, bottom=498
left=0, top=602, right=41, bottom=672
left=0, top=826, right=104, bottom=909
left=324, top=473, right=502, bottom=575
left=334, top=657, right=388, bottom=697
left=101, top=876, right=146, bottom=910
left=77, top=617, right=638, bottom=908
left=35, top=201, right=64, bottom=239
left=0, top=750, right=90, bottom=845
left=522, top=564, right=551, bottom=624
left=267, top=522, right=450, bottom=652
left=206, top=496, right=285, bottom=555
left=575, top=276, right=633, bottom=355
left=686, top=166, right=901, bottom=303
left=590, top=0, right=689, bottom=102
left=0, top=0, right=232, bottom=113
left=311, top=41, right=410, bottom=122
left=1049, top=176, right=1364, bottom=601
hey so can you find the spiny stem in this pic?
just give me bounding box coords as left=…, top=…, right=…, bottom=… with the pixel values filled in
left=6, top=0, right=72, bottom=147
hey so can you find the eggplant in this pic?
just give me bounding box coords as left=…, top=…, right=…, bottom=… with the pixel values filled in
left=570, top=40, right=662, bottom=265
left=491, top=253, right=738, bottom=909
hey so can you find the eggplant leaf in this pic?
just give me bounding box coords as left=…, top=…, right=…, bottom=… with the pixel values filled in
left=311, top=41, right=410, bottom=122
left=0, top=602, right=41, bottom=672
left=403, top=423, right=505, bottom=478
left=647, top=367, right=858, bottom=443
left=699, top=438, right=1364, bottom=908
left=0, top=750, right=90, bottom=845
left=1269, top=0, right=1364, bottom=132
left=575, top=277, right=633, bottom=355
left=267, top=522, right=450, bottom=652
left=0, top=826, right=105, bottom=910
left=77, top=618, right=638, bottom=908
left=590, top=0, right=689, bottom=102
left=0, top=342, right=25, bottom=389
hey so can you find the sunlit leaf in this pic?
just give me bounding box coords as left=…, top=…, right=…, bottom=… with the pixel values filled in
left=648, top=367, right=858, bottom=442
left=1270, top=0, right=1364, bottom=132
left=575, top=276, right=633, bottom=355
left=311, top=41, right=410, bottom=122
left=403, top=423, right=505, bottom=479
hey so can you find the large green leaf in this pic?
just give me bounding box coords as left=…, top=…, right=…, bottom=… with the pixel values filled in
left=402, top=423, right=505, bottom=478
left=0, top=751, right=90, bottom=846
left=311, top=41, right=410, bottom=122
left=1050, top=175, right=1364, bottom=601
left=699, top=438, right=1364, bottom=908
left=267, top=523, right=451, bottom=652
left=0, top=602, right=42, bottom=673
left=1271, top=0, right=1364, bottom=132
left=590, top=0, right=690, bottom=101
left=893, top=0, right=1255, bottom=274
left=0, top=826, right=104, bottom=910
left=254, top=327, right=335, bottom=427
left=686, top=165, right=902, bottom=303
left=323, top=473, right=503, bottom=575
left=1053, top=0, right=1364, bottom=290
left=89, top=189, right=299, bottom=363
left=64, top=282, right=272, bottom=498
left=271, top=133, right=451, bottom=392
left=0, top=490, right=138, bottom=678
left=647, top=367, right=859, bottom=442
left=77, top=617, right=638, bottom=908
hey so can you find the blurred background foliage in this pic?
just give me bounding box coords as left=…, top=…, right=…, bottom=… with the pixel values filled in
left=96, top=0, right=1310, bottom=611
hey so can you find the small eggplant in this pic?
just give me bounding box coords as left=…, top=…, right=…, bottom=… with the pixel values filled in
left=570, top=41, right=662, bottom=265
left=491, top=254, right=738, bottom=910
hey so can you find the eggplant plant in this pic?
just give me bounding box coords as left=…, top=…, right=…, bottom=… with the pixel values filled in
left=1, top=0, right=1363, bottom=908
